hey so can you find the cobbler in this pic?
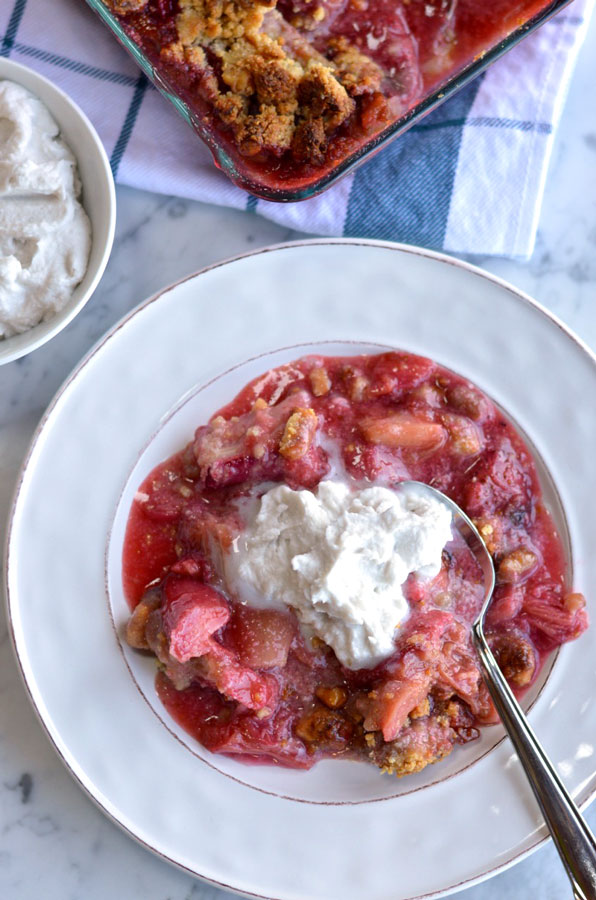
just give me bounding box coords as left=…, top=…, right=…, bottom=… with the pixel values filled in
left=103, top=0, right=553, bottom=188
left=123, top=352, right=587, bottom=776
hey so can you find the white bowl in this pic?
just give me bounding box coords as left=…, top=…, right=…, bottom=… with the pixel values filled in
left=0, top=58, right=116, bottom=365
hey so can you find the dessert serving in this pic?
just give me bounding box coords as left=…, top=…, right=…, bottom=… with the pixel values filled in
left=0, top=80, right=91, bottom=339
left=123, top=350, right=587, bottom=777
left=99, top=0, right=562, bottom=195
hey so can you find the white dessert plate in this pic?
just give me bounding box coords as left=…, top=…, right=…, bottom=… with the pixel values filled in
left=5, top=240, right=596, bottom=900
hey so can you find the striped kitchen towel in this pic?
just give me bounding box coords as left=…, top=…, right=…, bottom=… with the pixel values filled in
left=1, top=0, right=592, bottom=257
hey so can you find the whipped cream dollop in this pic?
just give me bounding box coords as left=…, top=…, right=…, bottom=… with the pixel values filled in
left=226, top=480, right=453, bottom=670
left=0, top=80, right=91, bottom=338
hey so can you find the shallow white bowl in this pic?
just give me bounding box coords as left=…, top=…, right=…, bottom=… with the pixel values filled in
left=0, top=57, right=116, bottom=365
left=6, top=240, right=596, bottom=900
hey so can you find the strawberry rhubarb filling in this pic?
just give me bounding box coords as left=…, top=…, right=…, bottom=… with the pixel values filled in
left=123, top=352, right=587, bottom=775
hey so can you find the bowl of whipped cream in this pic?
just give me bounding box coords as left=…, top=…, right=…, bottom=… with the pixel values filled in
left=0, top=58, right=116, bottom=364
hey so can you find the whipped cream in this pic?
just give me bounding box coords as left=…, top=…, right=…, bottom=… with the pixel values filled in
left=0, top=80, right=91, bottom=339
left=226, top=480, right=453, bottom=670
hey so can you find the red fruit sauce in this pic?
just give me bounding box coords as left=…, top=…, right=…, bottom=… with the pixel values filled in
left=122, top=353, right=587, bottom=775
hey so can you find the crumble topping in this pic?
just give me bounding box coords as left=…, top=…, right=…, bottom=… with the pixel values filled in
left=122, top=352, right=587, bottom=778
left=106, top=0, right=389, bottom=161
left=167, top=0, right=364, bottom=158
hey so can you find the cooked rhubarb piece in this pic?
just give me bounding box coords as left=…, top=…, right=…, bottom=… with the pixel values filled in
left=359, top=413, right=447, bottom=451
left=123, top=351, right=587, bottom=778
left=228, top=607, right=295, bottom=669
left=162, top=577, right=230, bottom=663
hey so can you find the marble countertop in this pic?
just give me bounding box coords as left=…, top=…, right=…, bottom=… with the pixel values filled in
left=2, top=9, right=596, bottom=899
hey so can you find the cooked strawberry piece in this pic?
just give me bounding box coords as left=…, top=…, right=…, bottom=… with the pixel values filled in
left=156, top=674, right=311, bottom=768
left=436, top=642, right=482, bottom=713
left=162, top=578, right=230, bottom=663
left=204, top=712, right=313, bottom=768
left=360, top=412, right=446, bottom=452
left=363, top=675, right=432, bottom=742
left=368, top=352, right=437, bottom=398
left=283, top=442, right=329, bottom=490
left=485, top=584, right=524, bottom=626
left=447, top=383, right=493, bottom=423
left=159, top=577, right=279, bottom=709
left=463, top=437, right=534, bottom=516
left=361, top=610, right=455, bottom=740
left=229, top=607, right=296, bottom=669
left=195, top=646, right=279, bottom=710
left=343, top=441, right=411, bottom=484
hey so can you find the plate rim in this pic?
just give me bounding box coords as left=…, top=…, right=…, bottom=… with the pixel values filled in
left=5, top=237, right=596, bottom=900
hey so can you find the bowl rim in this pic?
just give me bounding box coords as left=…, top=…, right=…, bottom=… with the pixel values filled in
left=0, top=57, right=116, bottom=365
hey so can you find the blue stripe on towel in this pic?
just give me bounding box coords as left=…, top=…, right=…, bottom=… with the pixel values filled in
left=11, top=40, right=139, bottom=86
left=1, top=0, right=28, bottom=56
left=344, top=77, right=484, bottom=247
left=110, top=71, right=148, bottom=177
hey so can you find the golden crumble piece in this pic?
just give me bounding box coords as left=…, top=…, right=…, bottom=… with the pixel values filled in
left=315, top=685, right=348, bottom=709
left=279, top=408, right=318, bottom=460
left=472, top=515, right=505, bottom=555
left=409, top=698, right=430, bottom=720
left=309, top=366, right=331, bottom=397
left=374, top=736, right=452, bottom=776
left=237, top=105, right=296, bottom=154
left=564, top=592, right=586, bottom=614
left=291, top=117, right=327, bottom=164
left=295, top=706, right=352, bottom=749
left=298, top=62, right=355, bottom=129
left=487, top=630, right=536, bottom=687
left=327, top=36, right=384, bottom=97
left=125, top=592, right=160, bottom=650
left=497, top=548, right=538, bottom=583
left=348, top=375, right=368, bottom=402
left=251, top=57, right=302, bottom=112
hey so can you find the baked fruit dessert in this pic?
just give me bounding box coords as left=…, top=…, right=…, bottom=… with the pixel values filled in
left=102, top=0, right=554, bottom=190
left=123, top=352, right=587, bottom=776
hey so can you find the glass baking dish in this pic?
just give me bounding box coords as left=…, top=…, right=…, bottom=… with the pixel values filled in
left=86, top=0, right=573, bottom=202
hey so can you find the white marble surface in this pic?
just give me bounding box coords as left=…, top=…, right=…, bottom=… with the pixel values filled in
left=2, top=8, right=596, bottom=898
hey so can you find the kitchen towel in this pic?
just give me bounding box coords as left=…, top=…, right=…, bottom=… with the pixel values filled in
left=1, top=0, right=592, bottom=257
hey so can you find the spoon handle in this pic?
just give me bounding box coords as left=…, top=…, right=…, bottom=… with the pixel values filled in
left=472, top=625, right=596, bottom=900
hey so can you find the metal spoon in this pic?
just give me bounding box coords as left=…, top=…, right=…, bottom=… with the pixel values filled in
left=409, top=481, right=596, bottom=900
